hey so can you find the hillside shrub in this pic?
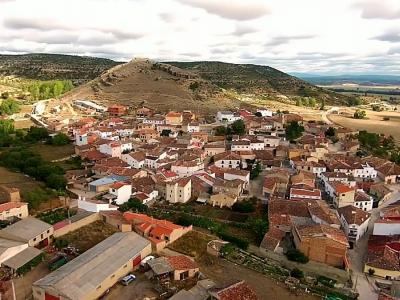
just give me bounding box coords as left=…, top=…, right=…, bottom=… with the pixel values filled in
left=285, top=249, right=309, bottom=263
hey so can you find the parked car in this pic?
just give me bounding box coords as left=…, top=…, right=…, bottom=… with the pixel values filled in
left=140, top=255, right=155, bottom=267
left=120, top=274, right=136, bottom=286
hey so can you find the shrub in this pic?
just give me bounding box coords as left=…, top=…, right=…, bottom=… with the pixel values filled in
left=285, top=249, right=309, bottom=263
left=290, top=268, right=304, bottom=279
left=368, top=268, right=375, bottom=276
left=232, top=200, right=255, bottom=213
left=51, top=133, right=70, bottom=145
left=353, top=110, right=366, bottom=119
left=317, top=275, right=337, bottom=288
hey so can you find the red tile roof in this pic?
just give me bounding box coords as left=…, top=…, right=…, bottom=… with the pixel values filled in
left=0, top=202, right=27, bottom=213
left=212, top=280, right=259, bottom=300
left=167, top=255, right=198, bottom=270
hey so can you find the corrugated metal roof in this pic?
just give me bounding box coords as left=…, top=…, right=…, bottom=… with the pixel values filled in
left=3, top=247, right=42, bottom=270
left=33, top=232, right=150, bottom=299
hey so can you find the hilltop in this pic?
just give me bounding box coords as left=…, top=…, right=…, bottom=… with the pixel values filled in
left=0, top=54, right=351, bottom=113
left=60, top=58, right=240, bottom=113
left=0, top=53, right=121, bottom=85
left=167, top=61, right=349, bottom=104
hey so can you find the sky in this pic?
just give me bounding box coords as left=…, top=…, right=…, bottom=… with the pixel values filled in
left=0, top=0, right=400, bottom=75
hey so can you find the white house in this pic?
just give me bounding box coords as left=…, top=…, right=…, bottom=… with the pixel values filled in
left=75, top=132, right=88, bottom=146
left=257, top=109, right=273, bottom=117
left=122, top=151, right=146, bottom=169
left=185, top=123, right=200, bottom=133
left=99, top=142, right=122, bottom=158
left=216, top=111, right=241, bottom=123
left=77, top=196, right=118, bottom=213
left=289, top=188, right=321, bottom=200
left=338, top=205, right=370, bottom=246
left=222, top=168, right=250, bottom=190
left=109, top=182, right=132, bottom=205
left=214, top=152, right=241, bottom=169
left=171, top=160, right=204, bottom=177
left=166, top=178, right=192, bottom=203
left=354, top=189, right=374, bottom=212
left=321, top=172, right=356, bottom=188
left=263, top=136, right=280, bottom=148
left=231, top=140, right=251, bottom=151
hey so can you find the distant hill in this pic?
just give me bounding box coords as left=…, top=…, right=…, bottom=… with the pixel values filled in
left=0, top=54, right=351, bottom=112
left=166, top=61, right=349, bottom=104
left=0, top=53, right=121, bottom=85
left=60, top=59, right=241, bottom=113
left=295, top=74, right=400, bottom=86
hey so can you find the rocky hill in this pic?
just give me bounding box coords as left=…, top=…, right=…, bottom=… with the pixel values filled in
left=0, top=54, right=350, bottom=112
left=167, top=61, right=348, bottom=104
left=0, top=53, right=121, bottom=85
left=61, top=58, right=239, bottom=113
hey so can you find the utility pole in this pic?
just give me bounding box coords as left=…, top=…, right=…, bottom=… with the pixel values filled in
left=11, top=280, right=16, bottom=300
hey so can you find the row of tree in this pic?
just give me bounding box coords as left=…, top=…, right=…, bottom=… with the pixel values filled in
left=23, top=80, right=74, bottom=100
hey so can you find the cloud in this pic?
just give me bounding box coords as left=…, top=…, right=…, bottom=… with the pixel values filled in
left=373, top=30, right=400, bottom=43
left=355, top=0, right=400, bottom=19
left=265, top=35, right=315, bottom=46
left=3, top=17, right=69, bottom=31
left=388, top=46, right=400, bottom=55
left=232, top=24, right=258, bottom=36
left=177, top=0, right=270, bottom=20
left=159, top=12, right=175, bottom=23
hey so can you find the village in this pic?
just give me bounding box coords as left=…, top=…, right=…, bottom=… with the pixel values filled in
left=0, top=100, right=399, bottom=300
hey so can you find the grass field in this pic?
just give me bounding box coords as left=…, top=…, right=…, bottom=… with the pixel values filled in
left=0, top=166, right=42, bottom=194
left=168, top=230, right=215, bottom=259
left=329, top=109, right=400, bottom=142
left=55, top=220, right=118, bottom=252
left=30, top=144, right=75, bottom=161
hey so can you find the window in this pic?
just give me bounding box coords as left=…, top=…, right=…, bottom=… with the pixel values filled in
left=111, top=274, right=115, bottom=279
left=41, top=234, right=44, bottom=239
left=124, top=264, right=128, bottom=268
left=33, top=238, right=37, bottom=241
left=97, top=285, right=101, bottom=290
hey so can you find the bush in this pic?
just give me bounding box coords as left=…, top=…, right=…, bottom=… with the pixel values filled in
left=317, top=275, right=337, bottom=288
left=51, top=133, right=70, bottom=145
left=290, top=268, right=304, bottom=279
left=220, top=243, right=235, bottom=257
left=368, top=268, right=375, bottom=276
left=22, top=188, right=57, bottom=209
left=285, top=249, right=309, bottom=263
left=353, top=110, right=366, bottom=119
left=118, top=198, right=148, bottom=213
left=54, top=239, right=69, bottom=250
left=216, top=231, right=249, bottom=250
left=0, top=98, right=20, bottom=115
left=232, top=200, right=255, bottom=213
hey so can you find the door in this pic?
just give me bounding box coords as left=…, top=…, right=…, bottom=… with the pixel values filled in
left=132, top=255, right=141, bottom=268
left=45, top=293, right=60, bottom=300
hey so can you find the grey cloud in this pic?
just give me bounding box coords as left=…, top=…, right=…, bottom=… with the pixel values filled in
left=159, top=12, right=176, bottom=23
left=388, top=46, right=400, bottom=55
left=265, top=35, right=315, bottom=46
left=355, top=1, right=400, bottom=20
left=3, top=17, right=69, bottom=31
left=177, top=0, right=270, bottom=20
left=210, top=48, right=233, bottom=55
left=232, top=24, right=258, bottom=36
left=373, top=30, right=400, bottom=43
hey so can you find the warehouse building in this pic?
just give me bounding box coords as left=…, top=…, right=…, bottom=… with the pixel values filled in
left=0, top=217, right=53, bottom=247
left=32, top=232, right=151, bottom=300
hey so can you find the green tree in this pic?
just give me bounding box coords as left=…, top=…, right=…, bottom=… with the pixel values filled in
left=325, top=127, right=336, bottom=137
left=45, top=173, right=67, bottom=190
left=309, top=98, right=316, bottom=107
left=25, top=126, right=49, bottom=142
left=286, top=249, right=309, bottom=263
left=53, top=81, right=64, bottom=98
left=215, top=126, right=227, bottom=136
left=52, top=133, right=70, bottom=146
left=250, top=162, right=262, bottom=179
left=230, top=119, right=246, bottom=135
left=320, top=98, right=325, bottom=110
left=160, top=129, right=172, bottom=136
left=0, top=99, right=20, bottom=115
left=247, top=217, right=269, bottom=243
left=296, top=98, right=303, bottom=106
left=0, top=120, right=14, bottom=135
left=285, top=121, right=304, bottom=141
left=354, top=110, right=366, bottom=119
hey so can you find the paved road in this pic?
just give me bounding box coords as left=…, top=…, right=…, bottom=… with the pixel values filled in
left=348, top=186, right=400, bottom=300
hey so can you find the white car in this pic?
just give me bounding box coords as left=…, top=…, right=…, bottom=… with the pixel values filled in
left=140, top=255, right=155, bottom=267
left=120, top=274, right=136, bottom=286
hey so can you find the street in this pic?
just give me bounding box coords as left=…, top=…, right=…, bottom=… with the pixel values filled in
left=348, top=186, right=400, bottom=300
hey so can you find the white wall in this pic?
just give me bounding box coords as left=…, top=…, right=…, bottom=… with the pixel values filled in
left=373, top=222, right=400, bottom=236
